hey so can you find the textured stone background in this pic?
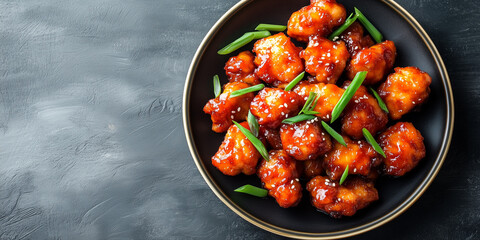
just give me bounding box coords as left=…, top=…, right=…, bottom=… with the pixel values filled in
left=0, top=0, right=477, bottom=239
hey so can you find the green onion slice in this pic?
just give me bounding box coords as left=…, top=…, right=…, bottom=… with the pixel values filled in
left=328, top=13, right=359, bottom=41
left=218, top=32, right=255, bottom=55
left=282, top=114, right=316, bottom=124
left=299, top=92, right=317, bottom=115
left=251, top=30, right=271, bottom=39
left=233, top=121, right=269, bottom=161
left=331, top=71, right=367, bottom=123
left=355, top=7, right=383, bottom=43
left=321, top=121, right=347, bottom=147
left=362, top=128, right=386, bottom=158
left=302, top=110, right=320, bottom=115
left=247, top=111, right=259, bottom=137
left=284, top=71, right=305, bottom=91
left=339, top=166, right=349, bottom=185
left=369, top=87, right=389, bottom=113
left=255, top=24, right=287, bottom=32
left=234, top=184, right=268, bottom=197
left=230, top=84, right=265, bottom=98
left=213, top=75, right=221, bottom=98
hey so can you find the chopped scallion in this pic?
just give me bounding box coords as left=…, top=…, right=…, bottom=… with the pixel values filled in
left=331, top=71, right=368, bottom=123
left=251, top=30, right=271, bottom=40
left=362, top=128, right=386, bottom=158
left=282, top=114, right=316, bottom=124
left=213, top=75, right=221, bottom=98
left=234, top=184, right=268, bottom=197
left=355, top=7, right=383, bottom=43
left=321, top=121, right=347, bottom=147
left=230, top=84, right=265, bottom=98
left=339, top=166, right=349, bottom=185
left=247, top=111, right=259, bottom=137
left=284, top=71, right=305, bottom=91
left=255, top=24, right=287, bottom=32
left=218, top=32, right=255, bottom=55
left=233, top=121, right=269, bottom=161
left=369, top=87, right=389, bottom=113
left=328, top=13, right=359, bottom=41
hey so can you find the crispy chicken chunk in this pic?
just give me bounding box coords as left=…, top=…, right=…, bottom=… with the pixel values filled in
left=346, top=40, right=396, bottom=85
left=307, top=176, right=378, bottom=218
left=280, top=120, right=332, bottom=161
left=287, top=0, right=347, bottom=42
left=224, top=51, right=261, bottom=85
left=378, top=122, right=426, bottom=176
left=253, top=33, right=304, bottom=87
left=258, top=150, right=303, bottom=208
left=339, top=22, right=374, bottom=56
left=259, top=126, right=283, bottom=150
left=203, top=82, right=254, bottom=133
left=324, top=136, right=381, bottom=181
left=378, top=67, right=432, bottom=120
left=293, top=82, right=345, bottom=121
left=341, top=82, right=388, bottom=139
left=250, top=88, right=303, bottom=128
left=212, top=122, right=261, bottom=176
left=304, top=158, right=325, bottom=179
left=300, top=36, right=350, bottom=84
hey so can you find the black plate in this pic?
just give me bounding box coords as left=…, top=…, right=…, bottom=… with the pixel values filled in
left=183, top=0, right=454, bottom=238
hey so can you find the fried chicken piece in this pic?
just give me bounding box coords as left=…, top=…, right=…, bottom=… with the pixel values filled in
left=224, top=51, right=261, bottom=85
left=293, top=82, right=344, bottom=121
left=300, top=36, right=350, bottom=84
left=250, top=88, right=303, bottom=128
left=378, top=122, right=426, bottom=176
left=259, top=126, right=283, bottom=150
left=346, top=40, right=396, bottom=85
left=307, top=176, right=378, bottom=218
left=253, top=33, right=304, bottom=87
left=280, top=120, right=332, bottom=161
left=203, top=82, right=254, bottom=133
left=304, top=158, right=325, bottom=179
left=378, top=67, right=432, bottom=120
left=339, top=22, right=374, bottom=56
left=324, top=136, right=381, bottom=181
left=287, top=0, right=347, bottom=42
left=341, top=82, right=388, bottom=139
left=211, top=122, right=261, bottom=176
left=258, top=150, right=303, bottom=208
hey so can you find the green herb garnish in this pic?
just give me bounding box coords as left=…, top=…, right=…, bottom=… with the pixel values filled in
left=362, top=128, right=386, bottom=158
left=328, top=13, right=359, bottom=41
left=218, top=32, right=255, bottom=55
left=339, top=166, right=349, bottom=185
left=247, top=111, right=259, bottom=137
left=331, top=71, right=368, bottom=123
left=233, top=121, right=269, bottom=161
left=234, top=184, right=268, bottom=197
left=321, top=121, right=347, bottom=147
left=230, top=84, right=265, bottom=98
left=213, top=75, right=221, bottom=98
left=284, top=71, right=305, bottom=91
left=255, top=24, right=287, bottom=32
left=282, top=114, right=317, bottom=124
left=355, top=7, right=383, bottom=43
left=251, top=30, right=271, bottom=39
left=369, top=87, right=389, bottom=113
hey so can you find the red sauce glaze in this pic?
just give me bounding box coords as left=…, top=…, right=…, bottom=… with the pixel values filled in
left=377, top=122, right=426, bottom=176
left=280, top=120, right=332, bottom=161
left=203, top=82, right=254, bottom=133
left=257, top=150, right=303, bottom=208
left=324, top=136, right=381, bottom=181
left=378, top=67, right=432, bottom=120
left=224, top=51, right=261, bottom=85
left=341, top=82, right=388, bottom=139
left=304, top=158, right=325, bottom=179
left=307, top=176, right=378, bottom=218
left=250, top=88, right=303, bottom=128
left=287, top=0, right=346, bottom=42
left=253, top=33, right=304, bottom=87
left=212, top=122, right=261, bottom=176
left=300, top=36, right=350, bottom=84
left=259, top=126, right=283, bottom=150
left=346, top=40, right=397, bottom=85
left=293, top=82, right=344, bottom=121
left=339, top=22, right=375, bottom=57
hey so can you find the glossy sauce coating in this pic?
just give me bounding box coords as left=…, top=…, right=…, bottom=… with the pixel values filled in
left=346, top=40, right=396, bottom=85
left=378, top=67, right=432, bottom=120
left=212, top=122, right=260, bottom=176
left=250, top=88, right=303, bottom=128
left=307, top=176, right=379, bottom=218
left=304, top=158, right=325, bottom=179
left=300, top=36, right=350, bottom=84
left=378, top=122, right=426, bottom=176
left=324, top=136, right=381, bottom=180
left=341, top=82, right=388, bottom=139
left=287, top=0, right=346, bottom=42
left=280, top=120, right=332, bottom=161
left=259, top=126, right=283, bottom=150
left=253, top=33, right=304, bottom=87
left=339, top=22, right=374, bottom=56
left=203, top=82, right=254, bottom=133
left=224, top=51, right=261, bottom=85
left=293, top=82, right=344, bottom=121
left=257, top=150, right=303, bottom=208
